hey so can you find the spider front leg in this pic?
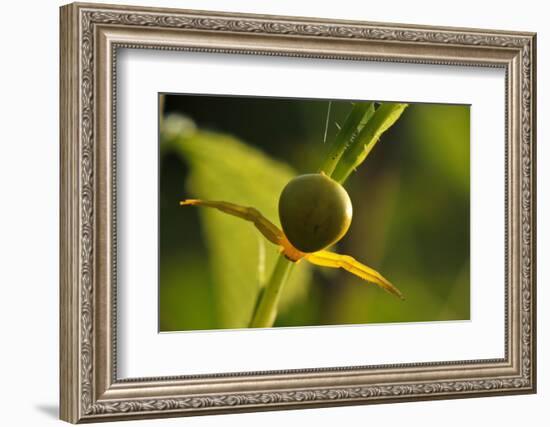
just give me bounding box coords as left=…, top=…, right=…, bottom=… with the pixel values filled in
left=305, top=250, right=403, bottom=300
left=180, top=199, right=284, bottom=246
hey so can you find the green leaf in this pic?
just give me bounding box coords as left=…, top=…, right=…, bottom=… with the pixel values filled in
left=331, top=103, right=408, bottom=183
left=319, top=102, right=375, bottom=176
left=163, top=119, right=311, bottom=329
left=159, top=254, right=218, bottom=331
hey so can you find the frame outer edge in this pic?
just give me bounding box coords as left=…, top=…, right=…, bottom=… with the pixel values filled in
left=60, top=3, right=80, bottom=424
left=528, top=33, right=536, bottom=393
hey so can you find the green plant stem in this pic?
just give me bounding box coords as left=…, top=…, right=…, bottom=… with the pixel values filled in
left=249, top=254, right=294, bottom=328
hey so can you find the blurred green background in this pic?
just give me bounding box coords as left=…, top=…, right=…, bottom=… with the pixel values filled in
left=159, top=94, right=470, bottom=332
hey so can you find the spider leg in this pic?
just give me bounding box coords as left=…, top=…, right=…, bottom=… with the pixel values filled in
left=180, top=199, right=284, bottom=246
left=305, top=250, right=403, bottom=300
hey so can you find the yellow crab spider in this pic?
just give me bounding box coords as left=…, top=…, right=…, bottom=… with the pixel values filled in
left=180, top=173, right=403, bottom=300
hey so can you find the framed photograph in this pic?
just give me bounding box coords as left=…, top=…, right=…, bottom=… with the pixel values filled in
left=60, top=2, right=536, bottom=423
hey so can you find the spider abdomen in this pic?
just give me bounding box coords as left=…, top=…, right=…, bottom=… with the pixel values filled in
left=278, top=173, right=353, bottom=253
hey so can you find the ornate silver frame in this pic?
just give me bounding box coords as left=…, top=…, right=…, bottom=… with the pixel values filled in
left=60, top=2, right=537, bottom=423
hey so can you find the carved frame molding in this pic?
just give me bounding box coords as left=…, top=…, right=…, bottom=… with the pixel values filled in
left=60, top=2, right=536, bottom=423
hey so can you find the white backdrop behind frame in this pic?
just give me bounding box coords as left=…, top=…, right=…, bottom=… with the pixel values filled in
left=116, top=48, right=505, bottom=379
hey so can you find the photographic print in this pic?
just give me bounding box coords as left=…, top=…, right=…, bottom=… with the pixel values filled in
left=159, top=95, right=470, bottom=332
